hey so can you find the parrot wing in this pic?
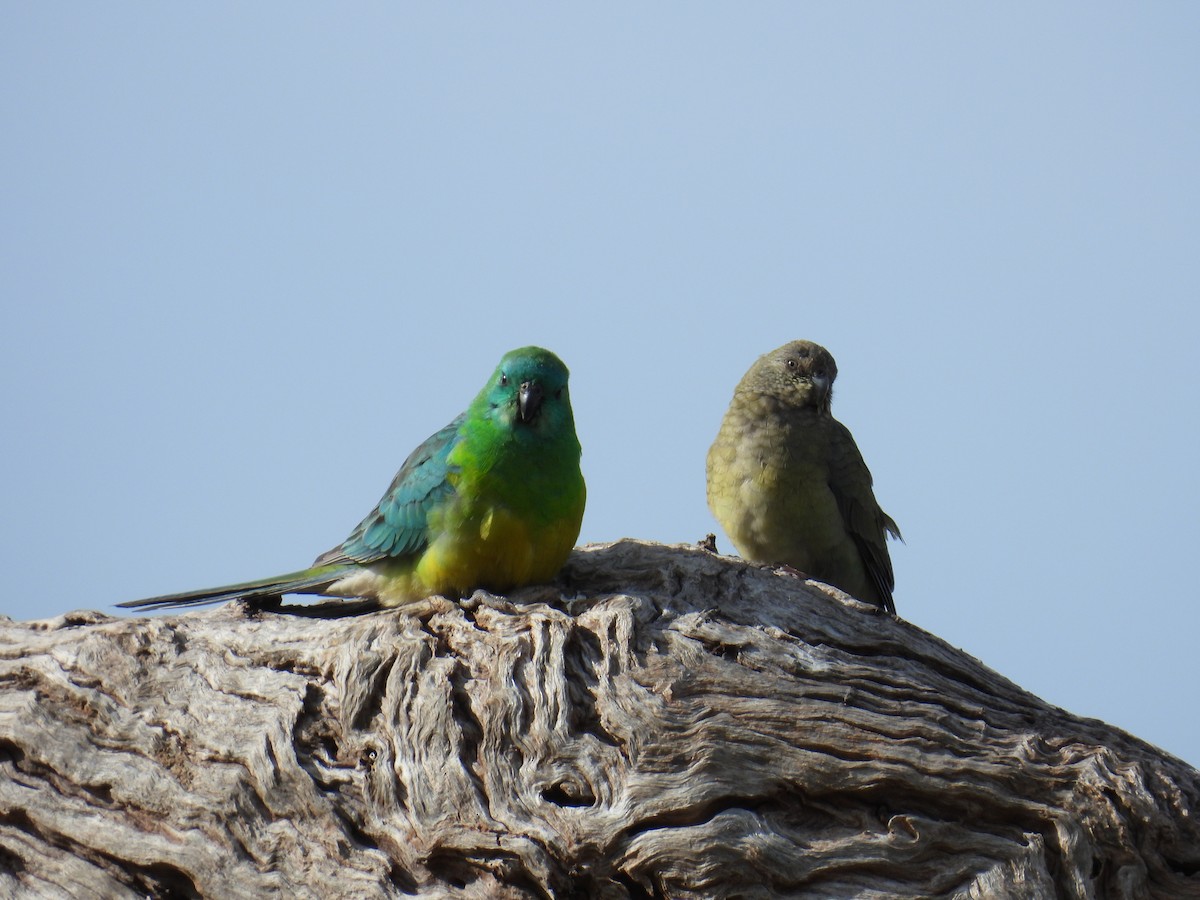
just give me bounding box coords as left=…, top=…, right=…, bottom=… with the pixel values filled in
left=827, top=420, right=901, bottom=615
left=315, top=415, right=462, bottom=566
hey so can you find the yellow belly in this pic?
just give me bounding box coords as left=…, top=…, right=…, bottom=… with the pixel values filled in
left=421, top=505, right=576, bottom=594
left=329, top=504, right=572, bottom=608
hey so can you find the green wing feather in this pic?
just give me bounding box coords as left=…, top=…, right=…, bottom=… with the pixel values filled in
left=313, top=416, right=461, bottom=565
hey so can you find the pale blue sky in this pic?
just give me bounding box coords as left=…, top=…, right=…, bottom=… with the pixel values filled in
left=3, top=6, right=1198, bottom=767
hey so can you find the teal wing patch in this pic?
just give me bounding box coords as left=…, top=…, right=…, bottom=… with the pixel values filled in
left=314, top=415, right=462, bottom=565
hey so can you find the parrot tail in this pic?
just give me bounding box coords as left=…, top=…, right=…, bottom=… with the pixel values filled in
left=117, top=565, right=354, bottom=611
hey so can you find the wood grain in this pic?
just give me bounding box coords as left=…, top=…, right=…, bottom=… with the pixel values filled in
left=2, top=540, right=1197, bottom=898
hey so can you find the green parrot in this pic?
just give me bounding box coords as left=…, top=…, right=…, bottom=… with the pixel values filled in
left=706, top=340, right=900, bottom=613
left=120, top=346, right=586, bottom=611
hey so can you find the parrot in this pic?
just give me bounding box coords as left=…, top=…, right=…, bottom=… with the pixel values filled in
left=706, top=340, right=900, bottom=613
left=120, top=346, right=586, bottom=611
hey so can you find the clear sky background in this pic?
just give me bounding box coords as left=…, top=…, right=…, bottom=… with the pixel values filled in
left=4, top=7, right=1198, bottom=767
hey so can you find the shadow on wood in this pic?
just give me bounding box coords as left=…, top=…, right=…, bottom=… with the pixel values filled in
left=1, top=540, right=1198, bottom=898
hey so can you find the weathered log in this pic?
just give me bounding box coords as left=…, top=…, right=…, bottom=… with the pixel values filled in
left=1, top=540, right=1197, bottom=899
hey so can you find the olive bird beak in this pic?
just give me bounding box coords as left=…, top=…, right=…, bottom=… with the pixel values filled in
left=518, top=381, right=543, bottom=424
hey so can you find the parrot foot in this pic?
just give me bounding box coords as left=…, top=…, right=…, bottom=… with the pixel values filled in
left=696, top=533, right=719, bottom=554
left=770, top=564, right=810, bottom=580
left=504, top=584, right=569, bottom=610
left=241, top=595, right=284, bottom=615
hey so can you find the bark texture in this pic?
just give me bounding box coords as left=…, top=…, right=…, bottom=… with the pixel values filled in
left=1, top=540, right=1197, bottom=899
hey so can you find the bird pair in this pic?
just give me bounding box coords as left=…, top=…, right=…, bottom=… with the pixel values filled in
left=122, top=342, right=899, bottom=614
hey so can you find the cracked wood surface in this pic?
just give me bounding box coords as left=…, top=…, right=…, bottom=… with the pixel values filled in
left=1, top=540, right=1198, bottom=899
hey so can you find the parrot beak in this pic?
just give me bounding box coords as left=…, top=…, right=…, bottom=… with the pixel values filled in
left=810, top=375, right=833, bottom=412
left=517, top=381, right=544, bottom=424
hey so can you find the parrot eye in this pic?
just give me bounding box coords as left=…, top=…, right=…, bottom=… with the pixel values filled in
left=555, top=388, right=564, bottom=399
left=499, top=373, right=509, bottom=387
left=786, top=358, right=798, bottom=371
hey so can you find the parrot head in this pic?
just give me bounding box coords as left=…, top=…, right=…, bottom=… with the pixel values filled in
left=741, top=340, right=838, bottom=413
left=479, top=346, right=578, bottom=439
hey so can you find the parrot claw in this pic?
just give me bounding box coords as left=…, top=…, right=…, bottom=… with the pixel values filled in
left=771, top=564, right=810, bottom=580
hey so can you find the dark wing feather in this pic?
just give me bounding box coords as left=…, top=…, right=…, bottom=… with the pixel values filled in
left=118, top=566, right=349, bottom=610
left=826, top=419, right=900, bottom=614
